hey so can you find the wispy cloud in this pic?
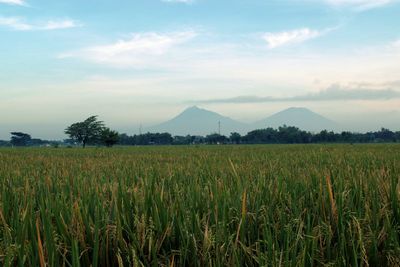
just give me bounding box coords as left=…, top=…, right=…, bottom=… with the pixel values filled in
left=0, top=17, right=81, bottom=31
left=190, top=85, right=400, bottom=104
left=0, top=17, right=31, bottom=30
left=324, top=0, right=397, bottom=10
left=60, top=34, right=400, bottom=97
left=262, top=28, right=323, bottom=49
left=60, top=30, right=197, bottom=68
left=391, top=39, right=400, bottom=48
left=41, top=20, right=80, bottom=30
left=0, top=0, right=26, bottom=6
left=350, top=80, right=400, bottom=89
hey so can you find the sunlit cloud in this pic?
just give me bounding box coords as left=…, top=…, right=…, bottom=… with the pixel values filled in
left=60, top=30, right=198, bottom=67
left=59, top=34, right=400, bottom=90
left=262, top=28, right=323, bottom=49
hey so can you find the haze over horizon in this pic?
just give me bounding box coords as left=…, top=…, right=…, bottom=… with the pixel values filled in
left=1, top=0, right=400, bottom=139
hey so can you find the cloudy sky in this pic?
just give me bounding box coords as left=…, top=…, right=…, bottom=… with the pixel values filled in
left=1, top=0, right=400, bottom=139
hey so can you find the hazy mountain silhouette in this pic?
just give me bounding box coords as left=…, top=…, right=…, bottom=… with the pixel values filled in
left=147, top=106, right=248, bottom=136
left=148, top=106, right=338, bottom=135
left=254, top=107, right=337, bottom=132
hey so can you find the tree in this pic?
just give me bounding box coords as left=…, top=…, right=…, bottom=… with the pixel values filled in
left=243, top=128, right=277, bottom=144
left=230, top=132, right=241, bottom=144
left=65, top=116, right=104, bottom=148
left=118, top=133, right=133, bottom=145
left=277, top=126, right=311, bottom=144
left=206, top=134, right=228, bottom=144
left=10, top=132, right=31, bottom=147
left=375, top=128, right=395, bottom=142
left=101, top=128, right=119, bottom=147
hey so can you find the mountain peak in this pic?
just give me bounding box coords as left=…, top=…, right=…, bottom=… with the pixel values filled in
left=255, top=107, right=337, bottom=132
left=180, top=106, right=212, bottom=117
left=282, top=107, right=312, bottom=112
left=184, top=105, right=202, bottom=112
left=148, top=106, right=247, bottom=135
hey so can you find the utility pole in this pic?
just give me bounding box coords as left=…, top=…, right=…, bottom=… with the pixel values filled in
left=139, top=124, right=142, bottom=135
left=218, top=121, right=221, bottom=135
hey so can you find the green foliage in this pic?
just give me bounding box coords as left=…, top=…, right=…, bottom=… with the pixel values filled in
left=65, top=116, right=105, bottom=148
left=119, top=132, right=174, bottom=146
left=10, top=132, right=31, bottom=146
left=230, top=132, right=242, bottom=144
left=0, top=145, right=399, bottom=266
left=118, top=127, right=400, bottom=146
left=100, top=128, right=119, bottom=147
left=205, top=133, right=228, bottom=144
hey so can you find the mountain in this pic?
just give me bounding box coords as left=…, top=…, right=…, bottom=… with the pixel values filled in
left=147, top=106, right=248, bottom=136
left=148, top=106, right=339, bottom=135
left=253, top=107, right=337, bottom=132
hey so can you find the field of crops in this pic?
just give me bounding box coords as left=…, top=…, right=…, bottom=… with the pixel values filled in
left=0, top=144, right=399, bottom=266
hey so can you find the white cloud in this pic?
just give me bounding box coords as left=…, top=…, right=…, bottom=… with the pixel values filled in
left=59, top=33, right=400, bottom=99
left=0, top=17, right=32, bottom=30
left=41, top=20, right=80, bottom=30
left=61, top=30, right=197, bottom=67
left=262, top=28, right=323, bottom=49
left=0, top=17, right=81, bottom=31
left=0, top=0, right=26, bottom=6
left=324, top=0, right=396, bottom=10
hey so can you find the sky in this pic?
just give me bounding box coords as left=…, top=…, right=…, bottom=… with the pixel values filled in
left=1, top=0, right=400, bottom=139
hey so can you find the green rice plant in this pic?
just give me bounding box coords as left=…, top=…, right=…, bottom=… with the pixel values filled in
left=0, top=144, right=399, bottom=266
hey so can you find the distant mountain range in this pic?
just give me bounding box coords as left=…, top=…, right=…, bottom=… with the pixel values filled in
left=147, top=106, right=338, bottom=136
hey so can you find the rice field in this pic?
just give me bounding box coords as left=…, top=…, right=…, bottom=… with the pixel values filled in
left=0, top=144, right=399, bottom=266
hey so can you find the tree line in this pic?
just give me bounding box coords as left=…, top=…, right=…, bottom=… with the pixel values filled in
left=1, top=116, right=399, bottom=147
left=118, top=127, right=400, bottom=145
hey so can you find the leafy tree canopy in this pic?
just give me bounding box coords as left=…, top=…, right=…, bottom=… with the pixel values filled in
left=101, top=128, right=119, bottom=147
left=10, top=132, right=31, bottom=147
left=65, top=116, right=104, bottom=148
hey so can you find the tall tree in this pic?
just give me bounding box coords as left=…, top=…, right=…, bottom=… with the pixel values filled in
left=10, top=132, right=31, bottom=147
left=65, top=116, right=104, bottom=148
left=230, top=132, right=241, bottom=144
left=101, top=128, right=119, bottom=147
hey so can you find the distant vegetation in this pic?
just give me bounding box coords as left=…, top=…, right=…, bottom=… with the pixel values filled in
left=3, top=132, right=60, bottom=147
left=0, top=145, right=398, bottom=266
left=119, top=127, right=400, bottom=146
left=0, top=115, right=399, bottom=147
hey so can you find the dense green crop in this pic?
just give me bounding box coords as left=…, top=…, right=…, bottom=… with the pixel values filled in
left=0, top=145, right=399, bottom=266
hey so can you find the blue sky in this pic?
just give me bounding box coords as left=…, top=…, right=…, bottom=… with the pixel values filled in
left=1, top=0, right=400, bottom=138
